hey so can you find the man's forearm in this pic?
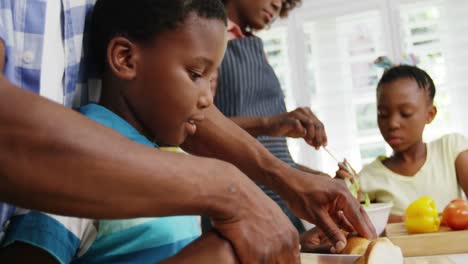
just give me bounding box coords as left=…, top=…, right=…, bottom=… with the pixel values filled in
left=182, top=105, right=292, bottom=194
left=0, top=76, right=242, bottom=219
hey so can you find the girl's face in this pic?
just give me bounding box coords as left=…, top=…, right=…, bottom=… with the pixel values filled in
left=227, top=0, right=282, bottom=30
left=125, top=14, right=227, bottom=146
left=377, top=78, right=437, bottom=152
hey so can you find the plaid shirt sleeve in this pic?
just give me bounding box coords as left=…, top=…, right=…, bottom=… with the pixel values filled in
left=0, top=1, right=14, bottom=77
left=0, top=0, right=98, bottom=107
left=0, top=203, right=15, bottom=241
left=0, top=1, right=20, bottom=240
left=0, top=0, right=97, bottom=239
left=0, top=11, right=5, bottom=47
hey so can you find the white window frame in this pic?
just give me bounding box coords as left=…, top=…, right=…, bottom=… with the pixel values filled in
left=260, top=0, right=467, bottom=174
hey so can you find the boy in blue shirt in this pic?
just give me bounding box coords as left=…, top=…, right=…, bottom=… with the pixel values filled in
left=0, top=0, right=239, bottom=263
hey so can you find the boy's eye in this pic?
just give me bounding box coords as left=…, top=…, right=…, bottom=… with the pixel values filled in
left=189, top=70, right=203, bottom=81
left=401, top=112, right=413, bottom=118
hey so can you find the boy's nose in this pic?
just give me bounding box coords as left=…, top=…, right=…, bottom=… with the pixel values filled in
left=198, top=83, right=213, bottom=109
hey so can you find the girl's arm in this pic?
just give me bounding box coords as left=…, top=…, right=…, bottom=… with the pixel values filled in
left=455, top=150, right=468, bottom=196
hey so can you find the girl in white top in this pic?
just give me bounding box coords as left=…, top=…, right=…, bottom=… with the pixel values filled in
left=338, top=65, right=468, bottom=223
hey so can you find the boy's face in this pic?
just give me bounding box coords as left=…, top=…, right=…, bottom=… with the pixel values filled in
left=125, top=15, right=227, bottom=146
left=377, top=78, right=436, bottom=152
left=229, top=0, right=282, bottom=30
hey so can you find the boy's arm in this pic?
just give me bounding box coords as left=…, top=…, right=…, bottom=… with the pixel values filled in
left=455, top=150, right=468, bottom=196
left=182, top=105, right=377, bottom=253
left=0, top=242, right=59, bottom=264
left=160, top=232, right=239, bottom=264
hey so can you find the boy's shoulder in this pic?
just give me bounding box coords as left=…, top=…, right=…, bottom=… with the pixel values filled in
left=78, top=104, right=156, bottom=148
left=79, top=103, right=118, bottom=128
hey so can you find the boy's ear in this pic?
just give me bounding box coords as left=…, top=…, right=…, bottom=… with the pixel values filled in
left=107, top=37, right=138, bottom=80
left=426, top=105, right=437, bottom=124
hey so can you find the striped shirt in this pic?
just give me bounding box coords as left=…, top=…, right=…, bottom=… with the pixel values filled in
left=214, top=31, right=304, bottom=232
left=1, top=104, right=201, bottom=264
left=0, top=0, right=98, bottom=241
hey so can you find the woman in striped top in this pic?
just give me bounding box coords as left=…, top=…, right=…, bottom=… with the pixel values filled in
left=211, top=0, right=330, bottom=233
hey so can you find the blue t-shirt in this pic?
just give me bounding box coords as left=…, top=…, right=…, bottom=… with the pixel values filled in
left=1, top=104, right=201, bottom=264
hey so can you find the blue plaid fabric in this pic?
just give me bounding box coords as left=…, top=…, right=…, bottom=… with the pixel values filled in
left=0, top=0, right=97, bottom=107
left=0, top=0, right=97, bottom=240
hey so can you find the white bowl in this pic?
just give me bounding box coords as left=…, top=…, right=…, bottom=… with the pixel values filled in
left=364, top=202, right=393, bottom=236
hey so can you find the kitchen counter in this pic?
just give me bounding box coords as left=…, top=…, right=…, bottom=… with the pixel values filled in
left=300, top=253, right=468, bottom=264
left=406, top=254, right=468, bottom=264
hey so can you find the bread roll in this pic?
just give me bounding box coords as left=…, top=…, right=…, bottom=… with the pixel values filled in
left=355, top=237, right=403, bottom=264
left=342, top=237, right=371, bottom=255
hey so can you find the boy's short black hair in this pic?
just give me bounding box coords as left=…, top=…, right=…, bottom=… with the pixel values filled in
left=377, top=65, right=436, bottom=103
left=91, top=0, right=227, bottom=74
left=280, top=0, right=302, bottom=18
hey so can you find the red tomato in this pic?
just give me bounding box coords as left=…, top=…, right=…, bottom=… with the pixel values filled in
left=441, top=199, right=468, bottom=230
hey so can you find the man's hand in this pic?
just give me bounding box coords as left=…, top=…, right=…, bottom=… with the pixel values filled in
left=300, top=218, right=358, bottom=253
left=300, top=227, right=332, bottom=253
left=266, top=107, right=327, bottom=149
left=208, top=165, right=301, bottom=264
left=275, top=170, right=377, bottom=253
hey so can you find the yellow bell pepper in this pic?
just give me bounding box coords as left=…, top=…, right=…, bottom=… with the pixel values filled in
left=405, top=196, right=440, bottom=234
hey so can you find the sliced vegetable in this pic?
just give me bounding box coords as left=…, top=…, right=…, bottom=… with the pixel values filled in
left=345, top=178, right=371, bottom=208
left=364, top=193, right=371, bottom=208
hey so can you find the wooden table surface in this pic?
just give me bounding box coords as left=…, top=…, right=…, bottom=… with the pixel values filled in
left=300, top=253, right=468, bottom=264
left=405, top=254, right=468, bottom=264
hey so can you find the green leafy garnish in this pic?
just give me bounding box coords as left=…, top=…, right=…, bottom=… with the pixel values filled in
left=345, top=178, right=370, bottom=208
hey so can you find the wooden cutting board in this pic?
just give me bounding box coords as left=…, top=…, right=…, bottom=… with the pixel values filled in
left=386, top=223, right=468, bottom=257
